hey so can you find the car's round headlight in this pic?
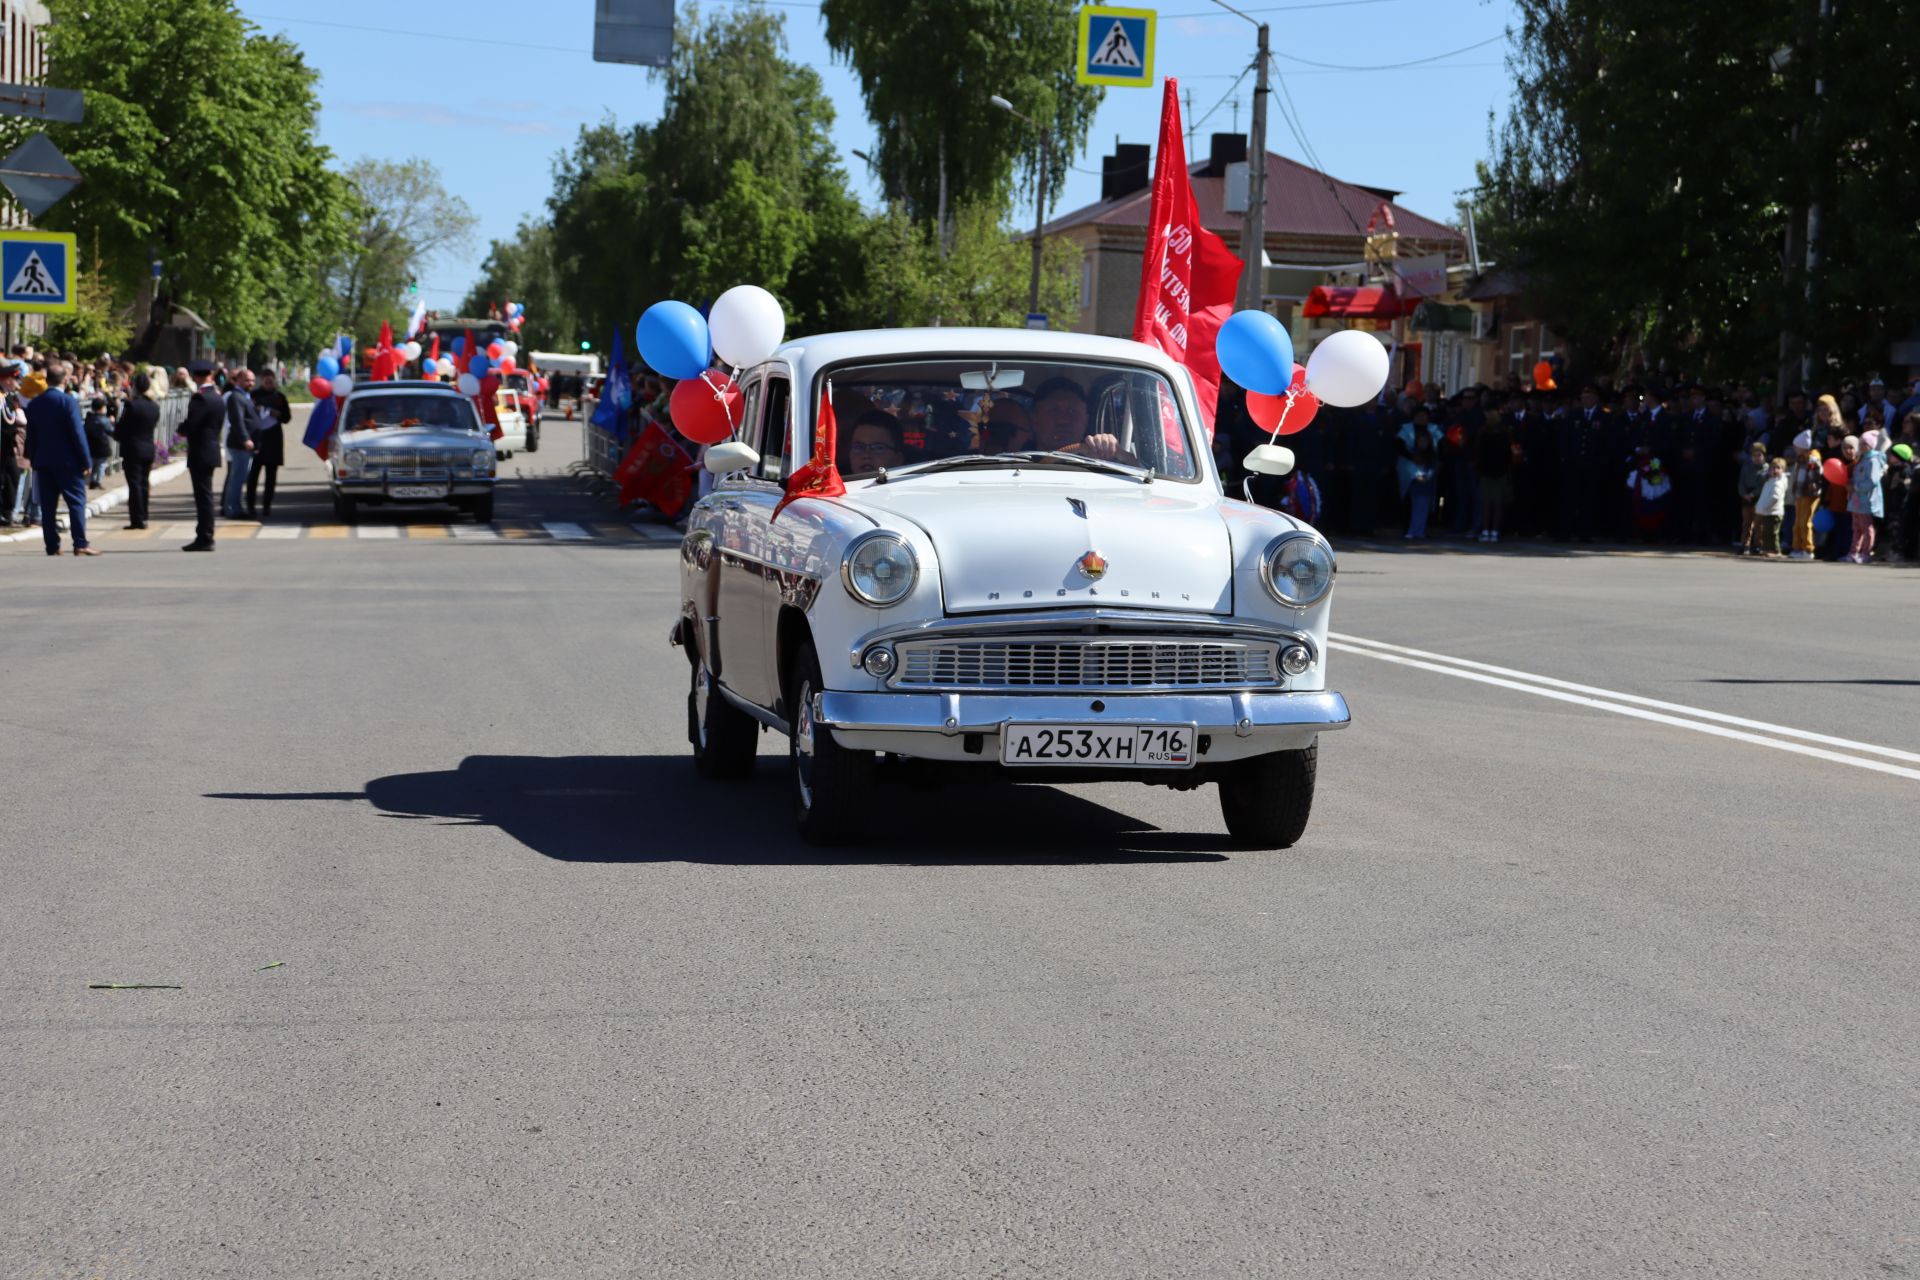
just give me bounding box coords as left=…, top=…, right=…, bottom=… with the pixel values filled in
left=471, top=449, right=493, bottom=471
left=343, top=449, right=365, bottom=470
left=1261, top=533, right=1336, bottom=606
left=842, top=532, right=918, bottom=607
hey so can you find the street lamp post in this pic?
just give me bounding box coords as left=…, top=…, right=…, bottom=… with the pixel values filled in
left=991, top=94, right=1052, bottom=322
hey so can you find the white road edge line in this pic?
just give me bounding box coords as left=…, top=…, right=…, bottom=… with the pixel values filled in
left=1329, top=643, right=1920, bottom=783
left=1331, top=631, right=1920, bottom=766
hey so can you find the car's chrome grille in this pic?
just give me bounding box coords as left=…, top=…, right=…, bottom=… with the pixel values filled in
left=891, top=637, right=1281, bottom=691
left=374, top=449, right=460, bottom=477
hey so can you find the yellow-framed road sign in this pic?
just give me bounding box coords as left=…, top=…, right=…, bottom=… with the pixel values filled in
left=1077, top=5, right=1156, bottom=88
left=0, top=229, right=76, bottom=313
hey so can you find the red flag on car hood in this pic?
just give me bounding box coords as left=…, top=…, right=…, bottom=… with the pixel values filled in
left=1132, top=78, right=1244, bottom=434
left=772, top=383, right=847, bottom=521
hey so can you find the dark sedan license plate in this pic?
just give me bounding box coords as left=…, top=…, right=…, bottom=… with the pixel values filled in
left=1001, top=723, right=1196, bottom=768
left=389, top=483, right=449, bottom=499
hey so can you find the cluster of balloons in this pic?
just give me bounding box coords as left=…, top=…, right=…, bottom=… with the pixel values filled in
left=308, top=353, right=352, bottom=400
left=1217, top=311, right=1391, bottom=439
left=635, top=285, right=786, bottom=445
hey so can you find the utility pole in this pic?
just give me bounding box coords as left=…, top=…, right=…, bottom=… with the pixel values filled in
left=1237, top=24, right=1270, bottom=312
left=989, top=94, right=1053, bottom=321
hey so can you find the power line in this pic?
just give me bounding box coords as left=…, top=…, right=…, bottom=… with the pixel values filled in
left=1269, top=32, right=1506, bottom=72
left=1190, top=63, right=1255, bottom=135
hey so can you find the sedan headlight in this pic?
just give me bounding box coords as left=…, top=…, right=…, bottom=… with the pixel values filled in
left=841, top=532, right=918, bottom=607
left=1261, top=533, right=1336, bottom=607
left=470, top=449, right=494, bottom=472
left=342, top=448, right=366, bottom=472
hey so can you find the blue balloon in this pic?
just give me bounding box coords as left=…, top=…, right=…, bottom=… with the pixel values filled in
left=316, top=355, right=340, bottom=379
left=636, top=300, right=711, bottom=380
left=1812, top=508, right=1834, bottom=537
left=420, top=358, right=438, bottom=377
left=1215, top=310, right=1295, bottom=396
left=338, top=336, right=353, bottom=355
left=468, top=354, right=490, bottom=377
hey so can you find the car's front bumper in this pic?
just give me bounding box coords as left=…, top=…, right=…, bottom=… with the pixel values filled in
left=814, top=689, right=1349, bottom=764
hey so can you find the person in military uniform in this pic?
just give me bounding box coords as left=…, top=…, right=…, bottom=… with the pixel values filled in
left=178, top=360, right=226, bottom=551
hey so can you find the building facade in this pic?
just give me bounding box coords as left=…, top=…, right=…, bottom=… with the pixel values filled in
left=0, top=0, right=50, bottom=349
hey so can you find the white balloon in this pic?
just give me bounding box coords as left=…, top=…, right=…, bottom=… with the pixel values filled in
left=330, top=373, right=354, bottom=397
left=402, top=341, right=422, bottom=361
left=499, top=340, right=518, bottom=358
left=456, top=373, right=480, bottom=396
left=708, top=284, right=785, bottom=367
left=1304, top=330, right=1390, bottom=408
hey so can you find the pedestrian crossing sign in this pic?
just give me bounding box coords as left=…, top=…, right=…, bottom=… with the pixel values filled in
left=1077, top=5, right=1155, bottom=88
left=0, top=230, right=75, bottom=313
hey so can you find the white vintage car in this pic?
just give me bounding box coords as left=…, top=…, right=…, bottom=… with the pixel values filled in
left=672, top=328, right=1348, bottom=846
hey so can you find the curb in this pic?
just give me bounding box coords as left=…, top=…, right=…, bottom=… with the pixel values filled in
left=0, top=459, right=189, bottom=543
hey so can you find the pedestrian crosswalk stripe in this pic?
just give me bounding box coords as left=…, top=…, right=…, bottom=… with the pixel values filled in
left=407, top=524, right=451, bottom=538
left=543, top=521, right=590, bottom=540
left=308, top=524, right=349, bottom=538
left=450, top=523, right=500, bottom=539
left=499, top=522, right=543, bottom=539
left=164, top=523, right=198, bottom=539
left=256, top=525, right=302, bottom=538
left=355, top=525, right=400, bottom=539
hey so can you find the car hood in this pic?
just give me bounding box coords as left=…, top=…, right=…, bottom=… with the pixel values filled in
left=339, top=426, right=488, bottom=450
left=844, top=475, right=1234, bottom=614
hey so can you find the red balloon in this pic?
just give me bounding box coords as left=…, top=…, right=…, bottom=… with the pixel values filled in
left=497, top=357, right=517, bottom=375
left=1822, top=457, right=1849, bottom=486
left=487, top=341, right=504, bottom=360
left=309, top=376, right=332, bottom=399
left=1247, top=364, right=1319, bottom=436
left=670, top=372, right=743, bottom=445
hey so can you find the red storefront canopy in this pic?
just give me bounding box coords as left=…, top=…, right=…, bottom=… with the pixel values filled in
left=1301, top=284, right=1411, bottom=318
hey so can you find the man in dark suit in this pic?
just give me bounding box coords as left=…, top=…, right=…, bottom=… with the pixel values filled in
left=113, top=371, right=162, bottom=529
left=179, top=360, right=226, bottom=551
left=23, top=360, right=98, bottom=556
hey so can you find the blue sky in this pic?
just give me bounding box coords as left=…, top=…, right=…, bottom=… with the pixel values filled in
left=238, top=0, right=1518, bottom=309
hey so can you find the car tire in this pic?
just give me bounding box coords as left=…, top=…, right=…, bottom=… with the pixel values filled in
left=471, top=495, right=494, bottom=523
left=1217, top=741, right=1317, bottom=849
left=688, top=660, right=756, bottom=779
left=525, top=427, right=540, bottom=453
left=333, top=493, right=357, bottom=523
left=789, top=643, right=871, bottom=844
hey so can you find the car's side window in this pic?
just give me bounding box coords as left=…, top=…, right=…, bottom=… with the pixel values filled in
left=759, top=376, right=791, bottom=481
left=725, top=375, right=764, bottom=485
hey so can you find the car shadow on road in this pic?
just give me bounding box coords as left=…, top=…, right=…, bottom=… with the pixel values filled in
left=207, top=755, right=1233, bottom=866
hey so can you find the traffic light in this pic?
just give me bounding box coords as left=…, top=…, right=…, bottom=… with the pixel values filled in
left=407, top=279, right=418, bottom=295
left=579, top=339, right=591, bottom=351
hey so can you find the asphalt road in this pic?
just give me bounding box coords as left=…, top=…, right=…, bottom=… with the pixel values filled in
left=4, top=416, right=1916, bottom=1278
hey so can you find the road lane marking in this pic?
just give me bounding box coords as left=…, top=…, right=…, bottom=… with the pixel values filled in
left=163, top=523, right=197, bottom=539
left=407, top=524, right=450, bottom=539
left=450, top=524, right=499, bottom=540
left=354, top=525, right=400, bottom=539
left=308, top=524, right=349, bottom=538
left=543, top=521, right=590, bottom=540
left=256, top=525, right=302, bottom=539
left=1330, top=638, right=1920, bottom=783
left=1331, top=632, right=1920, bottom=765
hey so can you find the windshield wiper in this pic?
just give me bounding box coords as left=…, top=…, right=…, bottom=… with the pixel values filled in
left=875, top=451, right=1149, bottom=484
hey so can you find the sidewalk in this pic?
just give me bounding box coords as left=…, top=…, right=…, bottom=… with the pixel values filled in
left=0, top=459, right=190, bottom=543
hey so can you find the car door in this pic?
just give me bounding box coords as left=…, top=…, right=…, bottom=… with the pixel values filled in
left=714, top=372, right=775, bottom=707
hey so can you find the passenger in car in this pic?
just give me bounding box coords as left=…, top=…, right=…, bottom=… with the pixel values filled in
left=845, top=411, right=905, bottom=473
left=1031, top=377, right=1136, bottom=463
left=982, top=399, right=1035, bottom=453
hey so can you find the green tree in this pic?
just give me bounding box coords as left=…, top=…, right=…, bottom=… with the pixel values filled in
left=42, top=267, right=133, bottom=356
left=20, top=0, right=354, bottom=353
left=548, top=6, right=869, bottom=347
left=459, top=218, right=579, bottom=355
left=1476, top=0, right=1920, bottom=389
left=868, top=202, right=1080, bottom=328
left=820, top=0, right=1103, bottom=230
left=330, top=157, right=477, bottom=338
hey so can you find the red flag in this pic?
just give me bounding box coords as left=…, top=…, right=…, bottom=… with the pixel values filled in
left=772, top=384, right=847, bottom=522
left=370, top=319, right=401, bottom=381
left=479, top=372, right=503, bottom=440
left=615, top=420, right=695, bottom=517
left=429, top=334, right=440, bottom=363
left=1133, top=78, right=1244, bottom=434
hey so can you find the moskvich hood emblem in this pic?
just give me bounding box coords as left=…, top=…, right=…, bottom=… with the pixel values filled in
left=1075, top=550, right=1108, bottom=580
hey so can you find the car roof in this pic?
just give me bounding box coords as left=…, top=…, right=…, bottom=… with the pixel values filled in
left=772, top=327, right=1180, bottom=384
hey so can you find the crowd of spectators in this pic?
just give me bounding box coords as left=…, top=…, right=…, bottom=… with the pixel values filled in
left=1222, top=373, right=1920, bottom=564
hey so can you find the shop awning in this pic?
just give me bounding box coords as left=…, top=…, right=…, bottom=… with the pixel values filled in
left=1410, top=301, right=1472, bottom=332
left=1301, top=285, right=1410, bottom=319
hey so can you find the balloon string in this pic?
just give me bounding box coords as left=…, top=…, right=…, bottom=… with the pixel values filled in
left=702, top=370, right=742, bottom=440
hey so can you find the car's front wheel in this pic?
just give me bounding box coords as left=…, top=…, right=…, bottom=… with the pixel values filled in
left=789, top=643, right=871, bottom=844
left=688, top=660, right=756, bottom=778
left=470, top=494, right=494, bottom=523
left=1217, top=741, right=1317, bottom=849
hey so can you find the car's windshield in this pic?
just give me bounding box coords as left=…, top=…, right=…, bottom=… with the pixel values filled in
left=343, top=394, right=481, bottom=433
left=821, top=358, right=1199, bottom=481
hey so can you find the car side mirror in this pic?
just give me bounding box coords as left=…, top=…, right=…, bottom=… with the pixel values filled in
left=704, top=441, right=760, bottom=474
left=1242, top=443, right=1295, bottom=476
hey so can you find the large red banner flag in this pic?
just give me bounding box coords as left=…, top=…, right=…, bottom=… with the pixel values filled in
left=1131, top=77, right=1244, bottom=434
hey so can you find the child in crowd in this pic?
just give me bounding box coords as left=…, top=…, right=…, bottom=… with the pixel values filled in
left=1754, top=456, right=1788, bottom=558
left=1790, top=447, right=1823, bottom=560
left=1627, top=452, right=1671, bottom=541
left=1737, top=440, right=1767, bottom=553
left=1847, top=431, right=1888, bottom=563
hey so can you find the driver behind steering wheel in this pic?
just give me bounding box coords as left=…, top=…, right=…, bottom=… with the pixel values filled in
left=1029, top=376, right=1137, bottom=464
